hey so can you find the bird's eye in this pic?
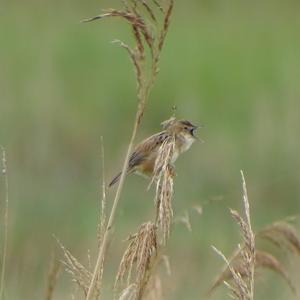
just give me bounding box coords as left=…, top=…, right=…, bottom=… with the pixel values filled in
left=184, top=126, right=189, bottom=130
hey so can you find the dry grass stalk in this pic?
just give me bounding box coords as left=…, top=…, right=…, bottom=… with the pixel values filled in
left=115, top=222, right=157, bottom=300
left=151, top=0, right=174, bottom=80
left=152, top=134, right=175, bottom=244
left=210, top=173, right=300, bottom=297
left=208, top=246, right=241, bottom=297
left=55, top=237, right=100, bottom=298
left=82, top=0, right=174, bottom=106
left=211, top=171, right=255, bottom=300
left=209, top=249, right=296, bottom=296
left=55, top=138, right=107, bottom=299
left=94, top=136, right=107, bottom=298
left=212, top=246, right=249, bottom=300
left=151, top=0, right=164, bottom=13
left=257, top=221, right=300, bottom=256
left=255, top=250, right=296, bottom=293
left=45, top=253, right=60, bottom=300
left=82, top=2, right=175, bottom=299
left=97, top=136, right=107, bottom=249
left=240, top=170, right=255, bottom=298
left=155, top=0, right=174, bottom=66
left=0, top=146, right=9, bottom=300
left=140, top=1, right=157, bottom=23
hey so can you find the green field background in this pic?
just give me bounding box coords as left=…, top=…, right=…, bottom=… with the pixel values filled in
left=1, top=0, right=300, bottom=299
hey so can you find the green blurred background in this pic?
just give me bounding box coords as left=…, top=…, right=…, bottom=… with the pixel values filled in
left=1, top=0, right=300, bottom=299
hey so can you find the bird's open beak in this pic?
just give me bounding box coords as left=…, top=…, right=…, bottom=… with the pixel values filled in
left=190, top=124, right=200, bottom=135
left=190, top=126, right=197, bottom=137
left=191, top=125, right=204, bottom=143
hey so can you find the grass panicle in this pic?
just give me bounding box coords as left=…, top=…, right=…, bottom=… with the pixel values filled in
left=82, top=0, right=174, bottom=107
left=55, top=138, right=107, bottom=299
left=55, top=237, right=98, bottom=298
left=209, top=174, right=300, bottom=298
left=257, top=221, right=300, bottom=256
left=211, top=171, right=255, bottom=300
left=209, top=249, right=296, bottom=296
left=115, top=222, right=158, bottom=300
left=255, top=250, right=296, bottom=294
left=152, top=132, right=176, bottom=244
left=212, top=246, right=249, bottom=300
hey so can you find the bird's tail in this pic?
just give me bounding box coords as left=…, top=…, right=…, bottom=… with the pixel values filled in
left=109, top=171, right=122, bottom=187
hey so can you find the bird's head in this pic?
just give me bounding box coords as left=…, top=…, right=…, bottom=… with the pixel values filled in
left=161, top=117, right=200, bottom=139
left=176, top=119, right=198, bottom=138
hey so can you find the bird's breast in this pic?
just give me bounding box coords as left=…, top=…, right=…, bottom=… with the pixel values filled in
left=177, top=135, right=195, bottom=153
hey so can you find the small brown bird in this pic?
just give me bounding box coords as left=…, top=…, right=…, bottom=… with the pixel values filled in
left=109, top=118, right=199, bottom=187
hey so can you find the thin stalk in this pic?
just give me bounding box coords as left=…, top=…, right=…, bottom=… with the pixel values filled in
left=0, top=146, right=8, bottom=300
left=86, top=73, right=152, bottom=299
left=86, top=104, right=145, bottom=300
left=240, top=170, right=255, bottom=299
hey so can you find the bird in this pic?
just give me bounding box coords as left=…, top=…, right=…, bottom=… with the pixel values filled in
left=109, top=118, right=199, bottom=187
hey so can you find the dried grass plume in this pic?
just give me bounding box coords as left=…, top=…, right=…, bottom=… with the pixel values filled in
left=211, top=171, right=255, bottom=300
left=115, top=222, right=158, bottom=300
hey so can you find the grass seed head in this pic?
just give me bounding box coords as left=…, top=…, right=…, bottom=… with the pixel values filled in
left=258, top=221, right=300, bottom=256
left=115, top=222, right=158, bottom=299
left=152, top=131, right=176, bottom=244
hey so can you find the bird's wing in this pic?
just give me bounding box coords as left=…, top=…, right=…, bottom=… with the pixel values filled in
left=128, top=131, right=169, bottom=169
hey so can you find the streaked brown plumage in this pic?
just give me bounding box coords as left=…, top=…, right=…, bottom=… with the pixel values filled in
left=109, top=119, right=198, bottom=187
